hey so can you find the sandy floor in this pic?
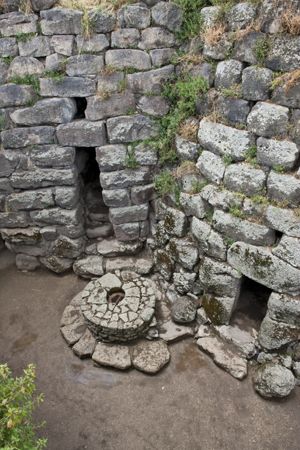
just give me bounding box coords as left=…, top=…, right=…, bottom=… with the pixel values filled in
left=0, top=250, right=299, bottom=450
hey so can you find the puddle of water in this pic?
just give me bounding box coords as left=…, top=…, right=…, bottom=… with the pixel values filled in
left=175, top=343, right=207, bottom=373
left=12, top=332, right=38, bottom=352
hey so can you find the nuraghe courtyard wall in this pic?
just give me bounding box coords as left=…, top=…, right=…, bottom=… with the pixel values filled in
left=0, top=0, right=300, bottom=395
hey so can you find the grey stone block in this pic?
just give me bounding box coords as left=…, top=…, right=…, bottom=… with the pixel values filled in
left=88, top=10, right=116, bottom=33
left=40, top=8, right=83, bottom=35
left=0, top=153, right=13, bottom=177
left=6, top=189, right=54, bottom=211
left=228, top=242, right=300, bottom=296
left=179, top=192, right=206, bottom=219
left=266, top=35, right=300, bottom=72
left=257, top=137, right=299, bottom=170
left=199, top=257, right=242, bottom=297
left=0, top=12, right=38, bottom=37
left=126, top=65, right=174, bottom=94
left=55, top=186, right=79, bottom=209
left=44, top=53, right=66, bottom=71
left=8, top=56, right=44, bottom=77
left=0, top=83, right=36, bottom=108
left=203, top=34, right=232, bottom=60
left=175, top=135, right=200, bottom=161
left=86, top=91, right=136, bottom=120
left=200, top=6, right=221, bottom=29
left=0, top=212, right=29, bottom=228
left=197, top=150, right=225, bottom=185
left=0, top=60, right=8, bottom=84
left=131, top=184, right=154, bottom=205
left=105, top=49, right=151, bottom=71
left=102, top=189, right=130, bottom=208
left=31, top=0, right=57, bottom=11
left=216, top=97, right=250, bottom=125
left=11, top=168, right=76, bottom=189
left=97, top=72, right=124, bottom=95
left=40, top=77, right=96, bottom=97
left=111, top=29, right=140, bottom=48
left=258, top=314, right=299, bottom=351
left=107, top=115, right=158, bottom=143
left=139, top=27, right=176, bottom=50
left=96, top=144, right=127, bottom=172
left=224, top=163, right=266, bottom=196
left=134, top=143, right=158, bottom=165
left=151, top=1, right=183, bottom=31
left=50, top=35, right=74, bottom=56
left=215, top=59, right=243, bottom=89
left=1, top=126, right=55, bottom=148
left=267, top=172, right=300, bottom=206
left=66, top=54, right=104, bottom=76
left=273, top=236, right=300, bottom=270
left=150, top=48, right=176, bottom=67
left=109, top=204, right=149, bottom=225
left=272, top=83, right=300, bottom=109
left=41, top=255, right=74, bottom=273
left=31, top=207, right=81, bottom=226
left=10, top=98, right=77, bottom=126
left=18, top=35, right=51, bottom=57
left=233, top=31, right=265, bottom=64
left=73, top=256, right=104, bottom=279
left=100, top=168, right=152, bottom=189
left=191, top=217, right=227, bottom=261
left=31, top=145, right=75, bottom=168
left=113, top=222, right=140, bottom=241
left=198, top=119, right=254, bottom=161
left=118, top=4, right=151, bottom=29
left=56, top=120, right=106, bottom=147
left=247, top=102, right=289, bottom=138
left=265, top=205, right=300, bottom=238
left=213, top=209, right=276, bottom=246
left=168, top=237, right=199, bottom=270
left=137, top=95, right=169, bottom=117
left=227, top=2, right=257, bottom=31
left=267, top=292, right=300, bottom=327
left=76, top=34, right=109, bottom=53
left=242, top=66, right=273, bottom=101
left=51, top=236, right=84, bottom=259
left=0, top=37, right=18, bottom=56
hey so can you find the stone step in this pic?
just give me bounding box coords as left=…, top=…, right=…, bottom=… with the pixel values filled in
left=197, top=335, right=248, bottom=380
left=214, top=324, right=257, bottom=358
left=97, top=237, right=143, bottom=257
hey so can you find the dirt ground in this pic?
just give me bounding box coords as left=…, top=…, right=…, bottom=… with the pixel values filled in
left=0, top=249, right=299, bottom=450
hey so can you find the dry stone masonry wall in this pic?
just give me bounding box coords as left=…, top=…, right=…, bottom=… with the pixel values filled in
left=1, top=0, right=300, bottom=397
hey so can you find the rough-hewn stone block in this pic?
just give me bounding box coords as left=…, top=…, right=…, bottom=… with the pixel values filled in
left=56, top=120, right=106, bottom=147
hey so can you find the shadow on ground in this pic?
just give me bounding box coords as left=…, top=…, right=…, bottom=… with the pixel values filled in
left=0, top=250, right=299, bottom=450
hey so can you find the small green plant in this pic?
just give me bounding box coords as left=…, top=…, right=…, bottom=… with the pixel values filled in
left=245, top=146, right=257, bottom=165
left=15, top=32, right=36, bottom=43
left=9, top=75, right=40, bottom=95
left=255, top=36, right=270, bottom=65
left=0, top=114, right=6, bottom=131
left=223, top=154, right=234, bottom=166
left=0, top=364, right=47, bottom=450
left=154, top=170, right=179, bottom=198
left=220, top=84, right=242, bottom=98
left=43, top=70, right=65, bottom=81
left=229, top=206, right=245, bottom=219
left=118, top=78, right=127, bottom=92
left=190, top=179, right=208, bottom=194
left=224, top=237, right=235, bottom=247
left=273, top=164, right=286, bottom=173
left=174, top=0, right=209, bottom=41
left=1, top=56, right=14, bottom=65
left=125, top=147, right=139, bottom=169
left=251, top=195, right=269, bottom=206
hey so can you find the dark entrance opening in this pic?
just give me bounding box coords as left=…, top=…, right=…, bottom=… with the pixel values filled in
left=74, top=97, right=87, bottom=119
left=76, top=148, right=113, bottom=241
left=231, top=277, right=271, bottom=332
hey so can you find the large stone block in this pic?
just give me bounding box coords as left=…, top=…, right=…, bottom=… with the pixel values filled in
left=267, top=292, right=300, bottom=327
left=55, top=186, right=79, bottom=209
left=216, top=97, right=250, bottom=125
left=111, top=29, right=140, bottom=48
left=266, top=35, right=300, bottom=72
left=66, top=54, right=104, bottom=76
left=31, top=145, right=75, bottom=168
left=40, top=77, right=96, bottom=97
left=199, top=257, right=242, bottom=297
left=232, top=31, right=265, bottom=64
left=100, top=168, right=152, bottom=189
left=56, top=120, right=106, bottom=147
left=31, top=0, right=57, bottom=11
left=0, top=12, right=38, bottom=37
left=102, top=189, right=130, bottom=208
left=138, top=27, right=176, bottom=50
left=259, top=314, right=299, bottom=351
left=137, top=95, right=169, bottom=117
left=0, top=84, right=36, bottom=108
left=107, top=115, right=158, bottom=143
left=272, top=82, right=300, bottom=109
left=76, top=34, right=109, bottom=53
left=168, top=237, right=199, bottom=270
left=247, top=101, right=289, bottom=138
left=96, top=144, right=127, bottom=172
left=6, top=189, right=54, bottom=211
left=117, top=4, right=151, bottom=29
left=228, top=242, right=300, bottom=296
left=0, top=37, right=18, bottom=56
left=224, top=163, right=266, bottom=196
left=0, top=153, right=13, bottom=177
left=215, top=59, right=243, bottom=89
left=49, top=34, right=74, bottom=56
left=126, top=65, right=175, bottom=95
left=160, top=205, right=187, bottom=238
left=196, top=150, right=225, bottom=185
left=257, top=137, right=299, bottom=170
left=267, top=172, right=300, bottom=206
left=179, top=193, right=206, bottom=219
left=151, top=2, right=183, bottom=31
left=109, top=204, right=149, bottom=225
left=8, top=56, right=44, bottom=78
left=131, top=184, right=154, bottom=205
left=86, top=91, right=136, bottom=121
left=113, top=222, right=140, bottom=241
left=40, top=8, right=83, bottom=35
left=18, top=35, right=51, bottom=57
left=242, top=66, right=273, bottom=101
left=10, top=168, right=77, bottom=189
left=213, top=210, right=276, bottom=246
left=191, top=217, right=227, bottom=261
left=150, top=48, right=176, bottom=67
left=273, top=236, right=300, bottom=270
left=1, top=126, right=55, bottom=148
left=105, top=49, right=151, bottom=70
left=198, top=120, right=254, bottom=161
left=0, top=212, right=29, bottom=228
left=88, top=10, right=116, bottom=33
left=31, top=207, right=81, bottom=226
left=265, top=205, right=300, bottom=238
left=227, top=2, right=256, bottom=30
left=10, top=98, right=77, bottom=126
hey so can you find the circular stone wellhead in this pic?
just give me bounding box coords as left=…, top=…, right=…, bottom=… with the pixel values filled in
left=80, top=273, right=156, bottom=343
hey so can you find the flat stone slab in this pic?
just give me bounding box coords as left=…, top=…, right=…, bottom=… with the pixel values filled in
left=214, top=325, right=257, bottom=358
left=80, top=273, right=156, bottom=342
left=92, top=342, right=131, bottom=370
left=72, top=329, right=96, bottom=359
left=60, top=318, right=87, bottom=346
left=132, top=340, right=170, bottom=374
left=197, top=336, right=248, bottom=380
left=159, top=320, right=194, bottom=343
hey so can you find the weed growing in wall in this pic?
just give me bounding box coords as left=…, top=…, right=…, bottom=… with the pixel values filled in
left=154, top=171, right=181, bottom=205
left=9, top=75, right=40, bottom=95
left=174, top=0, right=209, bottom=41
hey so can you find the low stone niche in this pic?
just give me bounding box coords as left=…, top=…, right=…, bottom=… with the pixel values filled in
left=76, top=147, right=113, bottom=241
left=231, top=277, right=272, bottom=332
left=80, top=273, right=156, bottom=342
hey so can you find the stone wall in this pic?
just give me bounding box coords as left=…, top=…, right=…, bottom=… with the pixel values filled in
left=0, top=0, right=182, bottom=273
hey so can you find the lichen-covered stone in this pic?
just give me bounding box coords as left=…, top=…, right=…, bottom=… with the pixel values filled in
left=109, top=204, right=149, bottom=225
left=40, top=8, right=83, bottom=35
left=265, top=35, right=300, bottom=72
left=0, top=37, right=18, bottom=56
left=126, top=65, right=174, bottom=94
left=242, top=66, right=273, bottom=101
left=92, top=342, right=131, bottom=370
left=228, top=242, right=300, bottom=296
left=118, top=4, right=151, bottom=29
left=73, top=256, right=104, bottom=279
left=265, top=206, right=300, bottom=238
left=76, top=34, right=109, bottom=53
left=56, top=120, right=106, bottom=147
left=199, top=257, right=242, bottom=298
left=132, top=340, right=170, bottom=374
left=66, top=54, right=104, bottom=76
left=1, top=126, right=55, bottom=149
left=0, top=84, right=36, bottom=108
left=227, top=2, right=257, bottom=31
left=107, top=115, right=158, bottom=143
left=151, top=2, right=183, bottom=32
left=168, top=237, right=199, bottom=270
left=8, top=56, right=44, bottom=77
left=267, top=292, right=300, bottom=327
left=215, top=59, right=243, bottom=89
left=257, top=137, right=299, bottom=170
left=191, top=218, right=227, bottom=261
left=272, top=236, right=300, bottom=270
left=171, top=296, right=197, bottom=324
left=40, top=77, right=96, bottom=97
left=247, top=102, right=289, bottom=137
left=111, top=29, right=140, bottom=48
left=253, top=363, right=295, bottom=398
left=105, top=49, right=151, bottom=70
left=18, top=35, right=51, bottom=57
left=224, top=163, right=266, bottom=196
left=267, top=172, right=300, bottom=206
left=179, top=193, right=206, bottom=219
left=86, top=91, right=136, bottom=121
left=139, top=27, right=176, bottom=50
left=197, top=150, right=225, bottom=185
